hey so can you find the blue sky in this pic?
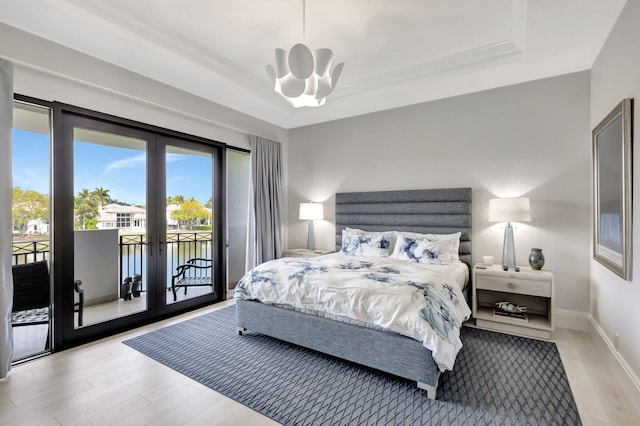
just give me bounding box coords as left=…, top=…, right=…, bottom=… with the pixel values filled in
left=12, top=129, right=212, bottom=206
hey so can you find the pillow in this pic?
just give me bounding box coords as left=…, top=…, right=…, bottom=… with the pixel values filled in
left=340, top=232, right=392, bottom=257
left=390, top=234, right=457, bottom=264
left=395, top=231, right=461, bottom=262
left=344, top=227, right=397, bottom=251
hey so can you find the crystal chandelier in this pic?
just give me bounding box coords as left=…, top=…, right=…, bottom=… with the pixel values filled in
left=265, top=0, right=345, bottom=108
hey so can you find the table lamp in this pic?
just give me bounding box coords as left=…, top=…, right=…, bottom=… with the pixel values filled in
left=488, top=197, right=531, bottom=269
left=299, top=202, right=324, bottom=250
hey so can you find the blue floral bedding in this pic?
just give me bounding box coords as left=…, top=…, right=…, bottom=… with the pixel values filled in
left=234, top=253, right=471, bottom=371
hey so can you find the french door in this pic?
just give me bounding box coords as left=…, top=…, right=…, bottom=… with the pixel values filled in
left=53, top=105, right=224, bottom=348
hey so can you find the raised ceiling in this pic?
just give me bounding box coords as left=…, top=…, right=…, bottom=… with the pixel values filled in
left=0, top=0, right=627, bottom=129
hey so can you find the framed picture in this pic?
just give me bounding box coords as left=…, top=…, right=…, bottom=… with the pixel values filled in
left=592, top=98, right=633, bottom=280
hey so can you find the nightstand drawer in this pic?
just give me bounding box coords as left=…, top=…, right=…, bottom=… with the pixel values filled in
left=475, top=274, right=551, bottom=298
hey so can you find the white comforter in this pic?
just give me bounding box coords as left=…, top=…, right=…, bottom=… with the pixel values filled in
left=233, top=253, right=471, bottom=372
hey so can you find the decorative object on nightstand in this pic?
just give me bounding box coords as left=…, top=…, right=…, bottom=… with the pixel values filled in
left=472, top=264, right=554, bottom=339
left=528, top=248, right=545, bottom=270
left=299, top=202, right=323, bottom=250
left=488, top=197, right=531, bottom=269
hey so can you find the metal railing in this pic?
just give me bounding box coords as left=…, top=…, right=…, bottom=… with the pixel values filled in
left=12, top=240, right=50, bottom=265
left=12, top=231, right=213, bottom=293
left=119, top=231, right=212, bottom=291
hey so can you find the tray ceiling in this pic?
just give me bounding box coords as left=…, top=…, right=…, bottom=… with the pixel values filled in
left=0, top=0, right=627, bottom=128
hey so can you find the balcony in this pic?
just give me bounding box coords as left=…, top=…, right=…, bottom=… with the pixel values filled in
left=11, top=230, right=215, bottom=361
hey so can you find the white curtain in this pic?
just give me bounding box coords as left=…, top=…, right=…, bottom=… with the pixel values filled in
left=0, top=59, right=14, bottom=378
left=245, top=135, right=284, bottom=269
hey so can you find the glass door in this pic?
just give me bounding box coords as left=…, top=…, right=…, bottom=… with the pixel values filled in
left=226, top=149, right=250, bottom=298
left=54, top=112, right=158, bottom=347
left=54, top=106, right=224, bottom=348
left=11, top=100, right=52, bottom=361
left=159, top=135, right=222, bottom=312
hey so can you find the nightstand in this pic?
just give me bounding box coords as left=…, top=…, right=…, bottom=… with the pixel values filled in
left=472, top=264, right=554, bottom=339
left=283, top=248, right=334, bottom=258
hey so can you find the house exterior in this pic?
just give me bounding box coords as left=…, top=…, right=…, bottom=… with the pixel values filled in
left=96, top=203, right=146, bottom=232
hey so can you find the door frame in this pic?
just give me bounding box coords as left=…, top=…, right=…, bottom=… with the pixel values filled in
left=52, top=102, right=226, bottom=350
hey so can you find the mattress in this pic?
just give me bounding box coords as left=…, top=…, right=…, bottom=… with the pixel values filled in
left=234, top=252, right=471, bottom=371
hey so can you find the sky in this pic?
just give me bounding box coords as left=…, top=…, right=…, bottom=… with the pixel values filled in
left=12, top=129, right=213, bottom=206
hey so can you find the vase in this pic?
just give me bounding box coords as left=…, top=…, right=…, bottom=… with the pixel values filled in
left=529, top=248, right=545, bottom=270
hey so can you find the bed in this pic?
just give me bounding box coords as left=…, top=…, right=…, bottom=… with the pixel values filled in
left=234, top=187, right=472, bottom=399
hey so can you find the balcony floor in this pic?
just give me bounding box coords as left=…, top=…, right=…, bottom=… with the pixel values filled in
left=12, top=287, right=220, bottom=362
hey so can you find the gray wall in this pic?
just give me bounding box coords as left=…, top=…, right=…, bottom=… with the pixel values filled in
left=590, top=0, right=640, bottom=390
left=288, top=72, right=592, bottom=315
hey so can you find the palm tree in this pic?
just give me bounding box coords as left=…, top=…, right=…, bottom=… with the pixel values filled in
left=93, top=187, right=111, bottom=207
left=167, top=195, right=185, bottom=206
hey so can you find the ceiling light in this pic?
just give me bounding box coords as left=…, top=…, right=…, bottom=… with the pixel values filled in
left=265, top=0, right=345, bottom=108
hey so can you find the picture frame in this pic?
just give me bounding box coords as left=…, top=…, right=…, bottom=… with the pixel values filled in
left=592, top=98, right=634, bottom=280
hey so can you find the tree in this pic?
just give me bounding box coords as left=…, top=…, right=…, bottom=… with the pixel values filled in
left=167, top=195, right=185, bottom=206
left=170, top=199, right=210, bottom=230
left=93, top=187, right=111, bottom=207
left=12, top=187, right=49, bottom=236
left=75, top=188, right=99, bottom=230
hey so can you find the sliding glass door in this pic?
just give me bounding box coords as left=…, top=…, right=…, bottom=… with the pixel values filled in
left=160, top=136, right=221, bottom=309
left=11, top=100, right=52, bottom=361
left=54, top=106, right=224, bottom=348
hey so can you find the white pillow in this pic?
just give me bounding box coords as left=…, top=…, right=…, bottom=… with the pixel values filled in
left=340, top=230, right=392, bottom=257
left=344, top=227, right=397, bottom=251
left=395, top=231, right=461, bottom=262
left=390, top=234, right=457, bottom=264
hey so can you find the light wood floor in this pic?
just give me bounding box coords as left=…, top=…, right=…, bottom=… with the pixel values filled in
left=2, top=300, right=638, bottom=425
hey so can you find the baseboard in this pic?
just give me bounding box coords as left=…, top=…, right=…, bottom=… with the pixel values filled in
left=590, top=316, right=640, bottom=415
left=554, top=308, right=591, bottom=331
left=85, top=294, right=118, bottom=306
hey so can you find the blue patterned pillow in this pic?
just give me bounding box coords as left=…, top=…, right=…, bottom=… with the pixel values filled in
left=395, top=231, right=461, bottom=262
left=341, top=233, right=391, bottom=257
left=390, top=234, right=454, bottom=264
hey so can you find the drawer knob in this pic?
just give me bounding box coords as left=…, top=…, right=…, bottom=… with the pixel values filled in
left=507, top=282, right=516, bottom=289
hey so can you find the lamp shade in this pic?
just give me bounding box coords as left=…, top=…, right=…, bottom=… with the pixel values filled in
left=299, top=202, right=324, bottom=221
left=488, top=198, right=531, bottom=223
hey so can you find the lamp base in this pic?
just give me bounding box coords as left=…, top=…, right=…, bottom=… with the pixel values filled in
left=502, top=223, right=516, bottom=269
left=306, top=221, right=315, bottom=251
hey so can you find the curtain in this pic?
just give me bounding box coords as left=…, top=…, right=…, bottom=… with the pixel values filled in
left=0, top=59, right=14, bottom=378
left=245, top=135, right=284, bottom=269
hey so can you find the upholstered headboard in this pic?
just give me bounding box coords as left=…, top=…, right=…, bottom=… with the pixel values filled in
left=335, top=188, right=472, bottom=270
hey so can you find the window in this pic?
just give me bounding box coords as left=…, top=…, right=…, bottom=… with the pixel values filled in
left=116, top=213, right=131, bottom=228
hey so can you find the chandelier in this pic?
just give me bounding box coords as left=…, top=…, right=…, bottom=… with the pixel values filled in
left=265, top=0, right=345, bottom=108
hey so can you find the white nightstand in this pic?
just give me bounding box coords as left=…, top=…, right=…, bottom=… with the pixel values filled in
left=283, top=248, right=334, bottom=258
left=472, top=264, right=554, bottom=339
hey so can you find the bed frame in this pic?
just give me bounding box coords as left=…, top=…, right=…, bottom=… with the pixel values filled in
left=236, top=187, right=472, bottom=399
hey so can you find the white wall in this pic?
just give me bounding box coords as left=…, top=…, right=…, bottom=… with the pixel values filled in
left=288, top=72, right=592, bottom=316
left=590, top=0, right=640, bottom=398
left=0, top=23, right=287, bottom=149
left=74, top=229, right=119, bottom=305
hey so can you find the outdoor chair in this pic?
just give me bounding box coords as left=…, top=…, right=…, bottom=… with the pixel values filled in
left=171, top=257, right=213, bottom=301
left=11, top=261, right=85, bottom=351
left=11, top=261, right=51, bottom=349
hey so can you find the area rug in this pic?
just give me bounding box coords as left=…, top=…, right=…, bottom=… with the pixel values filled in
left=123, top=306, right=581, bottom=425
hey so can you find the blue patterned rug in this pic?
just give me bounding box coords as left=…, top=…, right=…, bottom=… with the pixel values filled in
left=124, top=306, right=581, bottom=425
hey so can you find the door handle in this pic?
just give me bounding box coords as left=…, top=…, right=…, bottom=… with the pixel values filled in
left=159, top=237, right=165, bottom=255
left=148, top=236, right=153, bottom=256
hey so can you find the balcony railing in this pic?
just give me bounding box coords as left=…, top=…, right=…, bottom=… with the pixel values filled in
left=12, top=231, right=213, bottom=293
left=12, top=240, right=50, bottom=265
left=119, top=231, right=213, bottom=290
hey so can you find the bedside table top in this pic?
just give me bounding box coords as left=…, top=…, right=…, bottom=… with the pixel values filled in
left=473, top=263, right=554, bottom=279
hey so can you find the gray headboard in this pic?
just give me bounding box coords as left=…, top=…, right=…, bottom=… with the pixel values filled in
left=335, top=188, right=472, bottom=270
